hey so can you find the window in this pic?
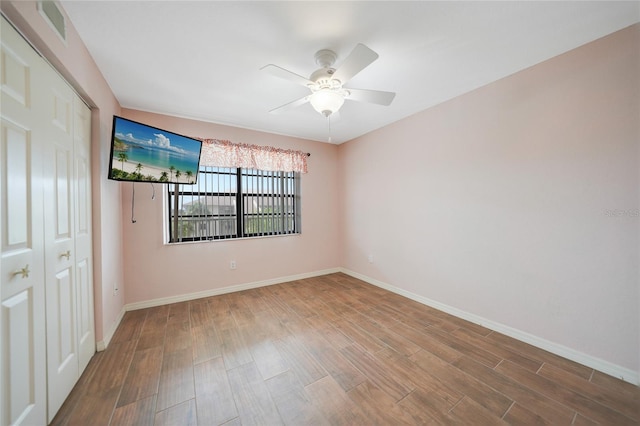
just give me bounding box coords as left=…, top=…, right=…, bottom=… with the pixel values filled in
left=168, top=166, right=300, bottom=242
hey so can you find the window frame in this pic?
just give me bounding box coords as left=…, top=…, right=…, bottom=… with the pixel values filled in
left=167, top=166, right=301, bottom=243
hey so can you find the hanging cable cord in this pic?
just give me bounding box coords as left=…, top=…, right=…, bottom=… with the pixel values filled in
left=131, top=182, right=137, bottom=223
left=131, top=182, right=156, bottom=223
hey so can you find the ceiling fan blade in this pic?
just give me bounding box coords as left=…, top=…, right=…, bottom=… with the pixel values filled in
left=269, top=95, right=309, bottom=114
left=346, top=88, right=396, bottom=106
left=330, top=43, right=379, bottom=85
left=261, top=64, right=313, bottom=87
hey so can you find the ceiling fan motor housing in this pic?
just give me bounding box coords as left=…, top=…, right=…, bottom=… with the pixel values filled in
left=311, top=49, right=339, bottom=87
left=314, top=49, right=337, bottom=68
left=309, top=68, right=339, bottom=86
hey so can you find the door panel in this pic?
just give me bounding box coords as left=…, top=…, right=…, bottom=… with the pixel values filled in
left=2, top=290, right=38, bottom=425
left=76, top=257, right=92, bottom=361
left=55, top=147, right=72, bottom=238
left=55, top=268, right=74, bottom=366
left=0, top=38, right=30, bottom=107
left=52, top=89, right=71, bottom=133
left=3, top=124, right=29, bottom=247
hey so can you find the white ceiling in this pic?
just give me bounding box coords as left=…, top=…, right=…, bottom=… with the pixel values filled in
left=61, top=1, right=639, bottom=144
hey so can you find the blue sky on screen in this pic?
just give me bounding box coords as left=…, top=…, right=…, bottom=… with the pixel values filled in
left=114, top=117, right=201, bottom=157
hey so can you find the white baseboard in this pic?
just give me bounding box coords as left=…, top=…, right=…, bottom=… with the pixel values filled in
left=340, top=268, right=639, bottom=386
left=124, top=268, right=342, bottom=312
left=96, top=306, right=126, bottom=352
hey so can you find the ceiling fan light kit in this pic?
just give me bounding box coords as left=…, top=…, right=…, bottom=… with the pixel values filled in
left=309, top=89, right=345, bottom=117
left=262, top=43, right=396, bottom=120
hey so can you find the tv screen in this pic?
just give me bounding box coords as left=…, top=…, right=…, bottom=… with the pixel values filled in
left=108, top=116, right=202, bottom=184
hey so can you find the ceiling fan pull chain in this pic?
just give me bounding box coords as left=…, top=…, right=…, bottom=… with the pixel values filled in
left=327, top=115, right=332, bottom=143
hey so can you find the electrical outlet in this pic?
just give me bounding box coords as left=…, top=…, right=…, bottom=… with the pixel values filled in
left=368, top=254, right=374, bottom=263
left=230, top=260, right=236, bottom=270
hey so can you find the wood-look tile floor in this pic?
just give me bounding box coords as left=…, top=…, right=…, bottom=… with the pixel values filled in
left=51, top=273, right=639, bottom=425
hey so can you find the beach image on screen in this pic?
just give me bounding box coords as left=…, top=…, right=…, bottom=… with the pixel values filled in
left=110, top=117, right=201, bottom=183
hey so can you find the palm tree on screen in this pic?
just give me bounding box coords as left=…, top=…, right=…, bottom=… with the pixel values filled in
left=117, top=152, right=128, bottom=170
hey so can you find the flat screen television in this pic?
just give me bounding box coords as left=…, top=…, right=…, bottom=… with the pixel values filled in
left=108, top=116, right=202, bottom=184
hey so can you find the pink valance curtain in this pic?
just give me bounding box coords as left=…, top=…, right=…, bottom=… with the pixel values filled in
left=198, top=138, right=308, bottom=173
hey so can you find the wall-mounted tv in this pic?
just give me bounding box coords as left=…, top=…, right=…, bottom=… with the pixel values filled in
left=108, top=116, right=202, bottom=184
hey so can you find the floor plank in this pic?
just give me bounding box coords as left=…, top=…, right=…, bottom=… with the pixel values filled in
left=340, top=344, right=414, bottom=401
left=503, top=402, right=555, bottom=425
left=299, top=334, right=367, bottom=391
left=191, top=322, right=222, bottom=364
left=449, top=396, right=510, bottom=425
left=163, top=303, right=192, bottom=353
left=194, top=357, right=237, bottom=426
left=117, top=346, right=163, bottom=407
left=273, top=335, right=327, bottom=386
left=136, top=306, right=168, bottom=351
left=154, top=399, right=197, bottom=426
left=376, top=348, right=462, bottom=405
left=65, top=388, right=120, bottom=425
left=111, top=395, right=156, bottom=426
left=156, top=347, right=195, bottom=412
left=305, top=375, right=369, bottom=425
left=347, top=380, right=417, bottom=425
left=111, top=310, right=147, bottom=344
left=85, top=340, right=137, bottom=396
left=226, top=362, right=283, bottom=425
left=398, top=386, right=454, bottom=424
left=219, top=326, right=253, bottom=370
left=265, top=369, right=330, bottom=425
left=239, top=325, right=289, bottom=380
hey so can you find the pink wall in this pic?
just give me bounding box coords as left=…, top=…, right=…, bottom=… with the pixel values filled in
left=119, top=109, right=340, bottom=304
left=339, top=24, right=639, bottom=374
left=1, top=2, right=125, bottom=343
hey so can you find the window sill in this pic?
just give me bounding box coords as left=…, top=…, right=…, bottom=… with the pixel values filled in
left=165, top=232, right=301, bottom=246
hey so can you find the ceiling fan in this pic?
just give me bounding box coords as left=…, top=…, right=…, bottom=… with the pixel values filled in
left=261, top=43, right=396, bottom=118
